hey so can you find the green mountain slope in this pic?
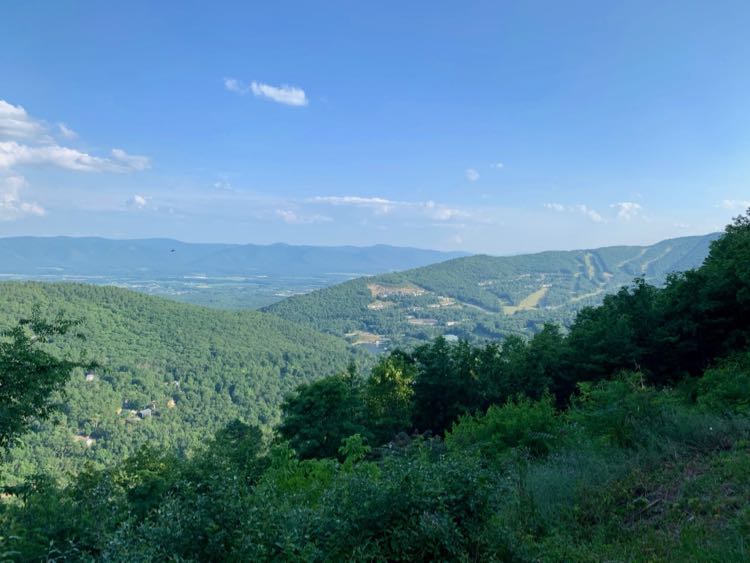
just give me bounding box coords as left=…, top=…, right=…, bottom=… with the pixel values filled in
left=265, top=233, right=719, bottom=348
left=0, top=282, right=357, bottom=482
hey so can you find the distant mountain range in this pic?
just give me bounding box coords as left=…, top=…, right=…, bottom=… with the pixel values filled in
left=265, top=233, right=721, bottom=349
left=0, top=237, right=469, bottom=309
left=0, top=237, right=468, bottom=277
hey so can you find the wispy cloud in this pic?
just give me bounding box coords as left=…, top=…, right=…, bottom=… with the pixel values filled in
left=717, top=199, right=750, bottom=211
left=313, top=195, right=396, bottom=215
left=110, top=148, right=150, bottom=171
left=224, top=78, right=308, bottom=106
left=575, top=204, right=605, bottom=223
left=224, top=78, right=246, bottom=95
left=127, top=194, right=148, bottom=209
left=0, top=175, right=45, bottom=220
left=544, top=202, right=605, bottom=223
left=213, top=178, right=232, bottom=191
left=0, top=142, right=150, bottom=172
left=611, top=201, right=642, bottom=220
left=275, top=209, right=332, bottom=224
left=465, top=168, right=480, bottom=182
left=312, top=195, right=468, bottom=222
left=490, top=162, right=504, bottom=169
left=57, top=123, right=77, bottom=139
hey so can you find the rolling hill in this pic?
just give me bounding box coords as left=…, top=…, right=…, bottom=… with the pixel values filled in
left=0, top=282, right=359, bottom=482
left=265, top=233, right=720, bottom=349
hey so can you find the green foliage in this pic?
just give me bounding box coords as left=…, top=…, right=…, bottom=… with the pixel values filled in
left=697, top=350, right=750, bottom=414
left=364, top=351, right=416, bottom=443
left=2, top=214, right=750, bottom=560
left=266, top=233, right=717, bottom=348
left=0, top=282, right=358, bottom=483
left=446, top=394, right=559, bottom=458
left=278, top=372, right=370, bottom=460
left=0, top=311, right=91, bottom=452
left=568, top=373, right=668, bottom=448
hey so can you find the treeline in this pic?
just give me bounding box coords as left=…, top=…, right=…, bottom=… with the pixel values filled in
left=1, top=214, right=749, bottom=560
left=279, top=214, right=749, bottom=452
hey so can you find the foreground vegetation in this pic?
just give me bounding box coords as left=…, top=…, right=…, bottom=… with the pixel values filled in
left=1, top=213, right=748, bottom=560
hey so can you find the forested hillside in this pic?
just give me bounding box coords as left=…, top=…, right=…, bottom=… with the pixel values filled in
left=0, top=283, right=358, bottom=483
left=266, top=233, right=717, bottom=348
left=1, top=213, right=748, bottom=561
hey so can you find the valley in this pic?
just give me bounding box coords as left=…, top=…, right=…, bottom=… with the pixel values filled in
left=0, top=282, right=360, bottom=483
left=0, top=237, right=467, bottom=309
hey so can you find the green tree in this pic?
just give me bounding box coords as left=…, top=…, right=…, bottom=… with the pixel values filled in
left=277, top=373, right=370, bottom=459
left=365, top=351, right=417, bottom=442
left=0, top=312, right=90, bottom=451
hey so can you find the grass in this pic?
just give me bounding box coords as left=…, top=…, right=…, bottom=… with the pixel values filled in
left=487, top=403, right=750, bottom=562
left=503, top=286, right=550, bottom=315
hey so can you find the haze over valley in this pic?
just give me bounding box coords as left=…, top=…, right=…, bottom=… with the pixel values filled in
left=0, top=236, right=466, bottom=308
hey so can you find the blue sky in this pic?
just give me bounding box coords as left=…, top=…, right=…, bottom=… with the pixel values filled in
left=1, top=1, right=748, bottom=254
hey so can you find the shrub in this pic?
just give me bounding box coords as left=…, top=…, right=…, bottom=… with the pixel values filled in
left=697, top=351, right=750, bottom=415
left=567, top=372, right=669, bottom=448
left=446, top=394, right=559, bottom=459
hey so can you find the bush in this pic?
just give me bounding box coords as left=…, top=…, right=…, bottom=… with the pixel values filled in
left=697, top=351, right=750, bottom=415
left=568, top=372, right=670, bottom=448
left=446, top=394, right=559, bottom=459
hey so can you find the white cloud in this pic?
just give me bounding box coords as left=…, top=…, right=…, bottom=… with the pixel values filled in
left=490, top=162, right=504, bottom=169
left=57, top=123, right=77, bottom=139
left=225, top=78, right=308, bottom=106
left=224, top=78, right=246, bottom=94
left=0, top=141, right=149, bottom=172
left=312, top=195, right=468, bottom=222
left=110, top=148, right=150, bottom=171
left=0, top=99, right=150, bottom=175
left=128, top=194, right=148, bottom=209
left=466, top=168, right=480, bottom=182
left=718, top=199, right=750, bottom=211
left=0, top=175, right=45, bottom=220
left=251, top=81, right=308, bottom=106
left=611, top=201, right=642, bottom=220
left=574, top=204, right=605, bottom=223
left=544, top=202, right=605, bottom=223
left=0, top=100, right=46, bottom=139
left=313, top=195, right=396, bottom=215
left=275, top=209, right=332, bottom=224
left=423, top=200, right=466, bottom=221
left=213, top=178, right=232, bottom=191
